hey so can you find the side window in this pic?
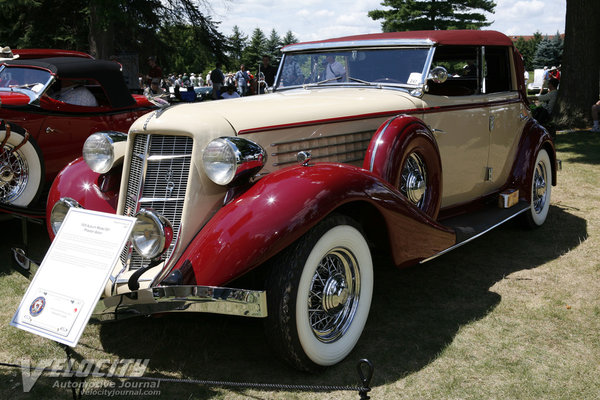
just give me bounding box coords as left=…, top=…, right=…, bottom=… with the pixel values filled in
left=428, top=45, right=481, bottom=96
left=47, top=78, right=104, bottom=107
left=484, top=46, right=512, bottom=93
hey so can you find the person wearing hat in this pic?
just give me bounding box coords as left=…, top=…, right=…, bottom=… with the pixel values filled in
left=0, top=46, right=19, bottom=61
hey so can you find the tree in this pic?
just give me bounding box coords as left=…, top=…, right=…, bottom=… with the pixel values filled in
left=265, top=29, right=283, bottom=60
left=227, top=26, right=248, bottom=69
left=369, top=0, right=496, bottom=31
left=532, top=33, right=562, bottom=69
left=555, top=0, right=600, bottom=127
left=242, top=28, right=267, bottom=73
left=282, top=30, right=299, bottom=46
left=514, top=32, right=542, bottom=71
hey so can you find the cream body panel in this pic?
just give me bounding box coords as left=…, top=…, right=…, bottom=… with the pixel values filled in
left=487, top=93, right=527, bottom=191
left=420, top=94, right=490, bottom=208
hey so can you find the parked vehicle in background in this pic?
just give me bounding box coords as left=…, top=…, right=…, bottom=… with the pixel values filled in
left=0, top=56, right=156, bottom=207
left=25, top=30, right=556, bottom=371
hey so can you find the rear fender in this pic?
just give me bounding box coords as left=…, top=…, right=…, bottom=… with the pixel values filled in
left=167, top=163, right=455, bottom=286
left=46, top=157, right=120, bottom=239
left=505, top=119, right=557, bottom=202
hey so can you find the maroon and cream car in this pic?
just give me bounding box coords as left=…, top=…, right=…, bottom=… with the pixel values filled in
left=21, top=30, right=556, bottom=371
left=0, top=54, right=155, bottom=208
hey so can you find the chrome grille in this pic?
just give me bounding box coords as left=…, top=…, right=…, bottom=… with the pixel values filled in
left=121, top=134, right=193, bottom=270
left=270, top=130, right=373, bottom=167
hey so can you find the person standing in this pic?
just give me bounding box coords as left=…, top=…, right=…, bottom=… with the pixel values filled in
left=235, top=64, right=250, bottom=96
left=146, top=56, right=163, bottom=88
left=259, top=55, right=277, bottom=93
left=210, top=63, right=225, bottom=99
left=591, top=100, right=600, bottom=132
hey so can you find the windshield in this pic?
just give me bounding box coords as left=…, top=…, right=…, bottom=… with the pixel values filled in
left=275, top=48, right=430, bottom=90
left=0, top=66, right=53, bottom=94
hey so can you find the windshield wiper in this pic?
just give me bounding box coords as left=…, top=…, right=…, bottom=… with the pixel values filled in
left=347, top=77, right=379, bottom=86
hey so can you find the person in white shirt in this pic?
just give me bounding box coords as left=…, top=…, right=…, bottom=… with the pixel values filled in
left=323, top=55, right=346, bottom=82
left=220, top=84, right=240, bottom=99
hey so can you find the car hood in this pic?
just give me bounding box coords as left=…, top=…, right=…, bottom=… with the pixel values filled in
left=135, top=87, right=422, bottom=136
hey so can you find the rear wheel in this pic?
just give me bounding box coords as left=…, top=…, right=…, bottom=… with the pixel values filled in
left=265, top=215, right=373, bottom=372
left=523, top=148, right=552, bottom=228
left=0, top=124, right=44, bottom=207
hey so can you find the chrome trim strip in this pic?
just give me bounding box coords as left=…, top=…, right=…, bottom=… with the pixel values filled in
left=283, top=39, right=433, bottom=53
left=419, top=206, right=530, bottom=264
left=91, top=285, right=268, bottom=322
left=369, top=116, right=397, bottom=172
left=147, top=154, right=192, bottom=161
left=138, top=196, right=185, bottom=203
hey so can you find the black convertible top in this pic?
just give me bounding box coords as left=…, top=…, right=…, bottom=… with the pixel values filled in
left=2, top=57, right=135, bottom=108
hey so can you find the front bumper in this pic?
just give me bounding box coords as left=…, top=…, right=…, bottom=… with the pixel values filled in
left=11, top=247, right=268, bottom=320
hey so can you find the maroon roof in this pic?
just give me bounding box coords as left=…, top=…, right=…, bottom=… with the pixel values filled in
left=12, top=49, right=93, bottom=60
left=288, top=30, right=514, bottom=49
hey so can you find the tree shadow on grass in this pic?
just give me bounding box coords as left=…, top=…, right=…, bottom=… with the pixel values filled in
left=555, top=129, right=600, bottom=165
left=89, top=205, right=586, bottom=398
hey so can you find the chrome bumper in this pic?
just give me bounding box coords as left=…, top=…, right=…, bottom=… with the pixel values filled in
left=11, top=247, right=268, bottom=320
left=91, top=285, right=268, bottom=322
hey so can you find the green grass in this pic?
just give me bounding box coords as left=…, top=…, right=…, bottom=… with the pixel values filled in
left=0, top=129, right=599, bottom=399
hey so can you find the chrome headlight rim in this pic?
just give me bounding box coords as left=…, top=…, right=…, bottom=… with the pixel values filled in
left=202, top=137, right=267, bottom=186
left=50, top=197, right=82, bottom=235
left=131, top=209, right=173, bottom=260
left=82, top=131, right=127, bottom=174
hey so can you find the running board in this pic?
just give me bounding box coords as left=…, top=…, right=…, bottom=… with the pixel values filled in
left=420, top=200, right=530, bottom=264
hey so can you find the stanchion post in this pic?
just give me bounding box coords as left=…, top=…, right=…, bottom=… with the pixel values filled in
left=356, top=358, right=373, bottom=399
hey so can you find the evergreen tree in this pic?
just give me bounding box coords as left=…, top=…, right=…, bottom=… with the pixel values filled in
left=532, top=33, right=562, bottom=69
left=282, top=30, right=299, bottom=46
left=514, top=32, right=542, bottom=71
left=242, top=28, right=267, bottom=74
left=265, top=29, right=283, bottom=60
left=369, top=0, right=496, bottom=32
left=228, top=25, right=248, bottom=69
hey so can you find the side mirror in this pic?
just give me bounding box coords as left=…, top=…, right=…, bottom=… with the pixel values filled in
left=428, top=66, right=448, bottom=84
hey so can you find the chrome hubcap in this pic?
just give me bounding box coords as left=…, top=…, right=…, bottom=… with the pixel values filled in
left=0, top=145, right=28, bottom=202
left=533, top=161, right=547, bottom=213
left=308, top=247, right=360, bottom=343
left=400, top=152, right=427, bottom=207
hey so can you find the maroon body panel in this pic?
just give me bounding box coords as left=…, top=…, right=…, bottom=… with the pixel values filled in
left=46, top=157, right=119, bottom=239
left=166, top=163, right=455, bottom=287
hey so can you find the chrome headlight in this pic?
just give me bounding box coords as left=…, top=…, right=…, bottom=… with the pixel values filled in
left=202, top=137, right=267, bottom=185
left=131, top=209, right=173, bottom=260
left=83, top=131, right=127, bottom=174
left=50, top=198, right=82, bottom=235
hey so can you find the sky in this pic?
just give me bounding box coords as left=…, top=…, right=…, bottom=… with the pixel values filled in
left=209, top=0, right=566, bottom=43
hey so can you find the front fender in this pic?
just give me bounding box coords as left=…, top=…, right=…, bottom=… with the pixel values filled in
left=167, top=163, right=455, bottom=287
left=46, top=157, right=120, bottom=239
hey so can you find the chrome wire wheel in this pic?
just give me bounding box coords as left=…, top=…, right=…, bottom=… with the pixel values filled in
left=400, top=152, right=427, bottom=208
left=308, top=247, right=360, bottom=343
left=532, top=159, right=548, bottom=214
left=0, top=144, right=29, bottom=203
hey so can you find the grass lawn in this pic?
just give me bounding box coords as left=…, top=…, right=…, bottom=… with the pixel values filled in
left=0, top=129, right=598, bottom=399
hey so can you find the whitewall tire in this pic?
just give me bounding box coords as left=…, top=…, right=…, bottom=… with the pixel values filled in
left=524, top=148, right=552, bottom=228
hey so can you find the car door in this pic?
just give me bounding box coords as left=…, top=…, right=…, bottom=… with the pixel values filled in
left=420, top=45, right=491, bottom=208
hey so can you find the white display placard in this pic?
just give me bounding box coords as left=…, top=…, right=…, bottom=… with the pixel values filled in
left=11, top=208, right=135, bottom=347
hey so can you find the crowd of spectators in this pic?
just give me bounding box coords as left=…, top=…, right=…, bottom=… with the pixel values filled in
left=140, top=55, right=278, bottom=102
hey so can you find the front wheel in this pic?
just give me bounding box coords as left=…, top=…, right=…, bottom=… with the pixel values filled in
left=265, top=215, right=373, bottom=372
left=0, top=123, right=44, bottom=207
left=523, top=148, right=552, bottom=228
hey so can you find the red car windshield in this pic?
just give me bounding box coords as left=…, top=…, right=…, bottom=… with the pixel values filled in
left=0, top=66, right=52, bottom=94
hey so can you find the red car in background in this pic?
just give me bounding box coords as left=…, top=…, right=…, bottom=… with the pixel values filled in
left=0, top=54, right=155, bottom=208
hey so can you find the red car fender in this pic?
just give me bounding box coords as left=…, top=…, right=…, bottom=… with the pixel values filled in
left=167, top=163, right=455, bottom=287
left=46, top=157, right=120, bottom=239
left=363, top=114, right=443, bottom=219
left=504, top=119, right=557, bottom=202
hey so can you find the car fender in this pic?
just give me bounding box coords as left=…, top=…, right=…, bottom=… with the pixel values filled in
left=363, top=114, right=443, bottom=219
left=46, top=157, right=120, bottom=239
left=505, top=119, right=557, bottom=202
left=167, top=163, right=455, bottom=286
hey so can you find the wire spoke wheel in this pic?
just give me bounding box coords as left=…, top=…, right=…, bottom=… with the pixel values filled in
left=0, top=145, right=29, bottom=203
left=308, top=247, right=360, bottom=343
left=400, top=152, right=427, bottom=208
left=532, top=159, right=548, bottom=213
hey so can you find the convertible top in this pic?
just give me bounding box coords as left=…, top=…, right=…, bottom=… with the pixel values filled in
left=283, top=30, right=515, bottom=52
left=2, top=57, right=135, bottom=108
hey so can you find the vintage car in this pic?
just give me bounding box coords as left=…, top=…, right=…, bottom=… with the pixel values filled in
left=20, top=30, right=556, bottom=371
left=0, top=55, right=155, bottom=208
